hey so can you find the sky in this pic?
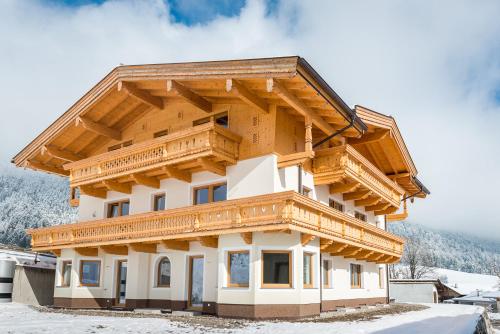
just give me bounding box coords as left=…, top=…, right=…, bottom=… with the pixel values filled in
left=0, top=0, right=499, bottom=239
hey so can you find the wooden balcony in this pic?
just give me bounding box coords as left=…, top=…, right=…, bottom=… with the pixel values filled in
left=65, top=122, right=241, bottom=190
left=313, top=145, right=405, bottom=215
left=28, top=191, right=404, bottom=263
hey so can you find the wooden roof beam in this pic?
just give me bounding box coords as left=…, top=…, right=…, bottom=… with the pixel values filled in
left=162, top=240, right=189, bottom=251
left=75, top=247, right=98, bottom=256
left=26, top=161, right=69, bottom=176
left=161, top=166, right=192, bottom=183
left=267, top=78, right=334, bottom=135
left=167, top=80, right=212, bottom=113
left=330, top=182, right=360, bottom=194
left=375, top=206, right=399, bottom=216
left=343, top=190, right=372, bottom=201
left=301, top=233, right=316, bottom=246
left=326, top=243, right=348, bottom=254
left=226, top=79, right=269, bottom=113
left=103, top=180, right=132, bottom=194
left=348, top=129, right=390, bottom=145
left=41, top=145, right=83, bottom=162
left=131, top=173, right=160, bottom=189
left=354, top=197, right=380, bottom=207
left=197, top=236, right=218, bottom=248
left=320, top=239, right=334, bottom=250
left=198, top=158, right=226, bottom=176
left=76, top=116, right=122, bottom=141
left=129, top=243, right=157, bottom=253
left=80, top=185, right=107, bottom=199
left=118, top=81, right=163, bottom=109
left=240, top=232, right=252, bottom=245
left=100, top=245, right=128, bottom=255
left=366, top=202, right=391, bottom=212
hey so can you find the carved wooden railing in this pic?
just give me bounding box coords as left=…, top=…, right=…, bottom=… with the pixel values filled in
left=64, top=122, right=241, bottom=187
left=27, top=191, right=404, bottom=257
left=313, top=145, right=405, bottom=207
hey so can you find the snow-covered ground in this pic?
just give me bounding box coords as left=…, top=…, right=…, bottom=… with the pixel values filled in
left=0, top=303, right=485, bottom=334
left=432, top=268, right=499, bottom=295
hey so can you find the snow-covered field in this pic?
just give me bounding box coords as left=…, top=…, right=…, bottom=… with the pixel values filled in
left=0, top=303, right=485, bottom=334
left=432, top=268, right=499, bottom=295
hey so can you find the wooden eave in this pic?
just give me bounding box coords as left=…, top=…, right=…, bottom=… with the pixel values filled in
left=12, top=56, right=366, bottom=175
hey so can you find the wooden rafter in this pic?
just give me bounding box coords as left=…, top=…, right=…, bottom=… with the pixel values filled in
left=42, top=145, right=83, bottom=162
left=240, top=232, right=252, bottom=245
left=357, top=250, right=375, bottom=259
left=354, top=197, right=380, bottom=207
left=343, top=190, right=372, bottom=201
left=266, top=78, right=334, bottom=135
left=162, top=240, right=189, bottom=251
left=51, top=249, right=61, bottom=257
left=76, top=116, right=122, bottom=141
left=101, top=245, right=128, bottom=255
left=118, top=81, right=163, bottom=109
left=320, top=239, right=334, bottom=250
left=197, top=236, right=218, bottom=248
left=348, top=129, right=389, bottom=145
left=336, top=247, right=362, bottom=257
left=75, top=247, right=98, bottom=256
left=131, top=173, right=160, bottom=189
left=326, top=243, right=348, bottom=254
left=368, top=253, right=386, bottom=262
left=161, top=166, right=192, bottom=183
left=167, top=80, right=212, bottom=113
left=26, top=161, right=69, bottom=176
left=80, top=185, right=107, bottom=199
left=103, top=180, right=132, bottom=194
left=198, top=158, right=225, bottom=176
left=301, top=233, right=315, bottom=246
left=330, top=182, right=360, bottom=194
left=365, top=202, right=391, bottom=212
left=374, top=206, right=399, bottom=216
left=129, top=243, right=157, bottom=253
left=226, top=79, right=268, bottom=113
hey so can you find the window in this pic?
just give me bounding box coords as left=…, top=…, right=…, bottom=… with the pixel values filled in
left=108, top=140, right=133, bottom=152
left=322, top=259, right=331, bottom=288
left=153, top=129, right=169, bottom=138
left=193, top=183, right=227, bottom=205
left=378, top=267, right=384, bottom=289
left=107, top=200, right=130, bottom=218
left=60, top=261, right=72, bottom=287
left=80, top=260, right=100, bottom=287
left=350, top=264, right=362, bottom=288
left=354, top=211, right=367, bottom=222
left=153, top=193, right=166, bottom=211
left=193, top=112, right=228, bottom=128
left=329, top=199, right=344, bottom=212
left=303, top=252, right=313, bottom=288
left=301, top=186, right=312, bottom=198
left=157, top=257, right=171, bottom=287
left=262, top=251, right=292, bottom=288
left=227, top=251, right=249, bottom=287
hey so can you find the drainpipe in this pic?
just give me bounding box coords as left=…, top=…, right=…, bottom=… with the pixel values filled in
left=384, top=215, right=391, bottom=304
left=319, top=253, right=323, bottom=313
left=298, top=164, right=303, bottom=194
left=312, top=116, right=356, bottom=149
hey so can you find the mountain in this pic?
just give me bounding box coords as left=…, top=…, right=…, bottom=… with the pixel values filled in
left=0, top=166, right=77, bottom=247
left=388, top=221, right=500, bottom=275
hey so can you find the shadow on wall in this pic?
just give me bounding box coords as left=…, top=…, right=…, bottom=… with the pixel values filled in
left=13, top=266, right=55, bottom=306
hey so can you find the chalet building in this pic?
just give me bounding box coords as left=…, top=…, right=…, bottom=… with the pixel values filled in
left=12, top=57, right=429, bottom=319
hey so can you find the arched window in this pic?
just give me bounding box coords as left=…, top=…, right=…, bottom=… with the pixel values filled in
left=157, top=257, right=171, bottom=287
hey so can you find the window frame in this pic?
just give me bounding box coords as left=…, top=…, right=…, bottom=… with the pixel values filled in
left=60, top=260, right=72, bottom=287
left=79, top=260, right=101, bottom=287
left=378, top=267, right=384, bottom=289
left=153, top=193, right=166, bottom=211
left=227, top=250, right=250, bottom=288
left=303, top=252, right=314, bottom=289
left=193, top=111, right=228, bottom=128
left=322, top=259, right=332, bottom=289
left=261, top=250, right=293, bottom=289
left=354, top=211, right=367, bottom=222
left=329, top=198, right=344, bottom=212
left=350, top=263, right=362, bottom=289
left=156, top=257, right=171, bottom=288
left=301, top=186, right=312, bottom=198
left=106, top=199, right=130, bottom=218
left=193, top=182, right=227, bottom=205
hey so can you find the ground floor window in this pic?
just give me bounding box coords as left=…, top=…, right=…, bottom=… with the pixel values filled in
left=303, top=252, right=313, bottom=288
left=61, top=260, right=72, bottom=287
left=227, top=251, right=250, bottom=287
left=378, top=267, right=384, bottom=288
left=157, top=257, right=171, bottom=287
left=262, top=251, right=292, bottom=288
left=80, top=260, right=100, bottom=287
left=322, top=259, right=332, bottom=288
left=153, top=193, right=166, bottom=211
left=350, top=263, right=362, bottom=288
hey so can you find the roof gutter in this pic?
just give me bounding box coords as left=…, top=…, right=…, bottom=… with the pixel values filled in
left=402, top=177, right=430, bottom=202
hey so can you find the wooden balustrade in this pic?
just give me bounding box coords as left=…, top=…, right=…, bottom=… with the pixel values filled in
left=28, top=191, right=404, bottom=259
left=65, top=122, right=241, bottom=187
left=313, top=145, right=405, bottom=208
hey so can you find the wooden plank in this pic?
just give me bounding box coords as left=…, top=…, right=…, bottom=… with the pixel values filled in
left=226, top=79, right=268, bottom=113
left=267, top=78, right=334, bottom=135
left=51, top=249, right=61, bottom=257
left=118, top=81, right=163, bottom=109
left=76, top=116, right=122, bottom=141
left=162, top=166, right=192, bottom=183
left=198, top=158, right=226, bottom=176
left=101, top=245, right=128, bottom=255
left=26, top=161, right=69, bottom=176
left=320, top=239, right=334, bottom=250
left=343, top=190, right=372, bottom=201
left=129, top=243, right=157, bottom=253
left=354, top=197, right=380, bottom=207
left=375, top=206, right=399, bottom=215
left=301, top=233, right=315, bottom=246
left=80, top=185, right=107, bottom=199
left=197, top=236, right=218, bottom=248
left=131, top=173, right=160, bottom=189
left=240, top=232, right=252, bottom=245
left=326, top=243, right=348, bottom=254
left=162, top=240, right=190, bottom=251
left=167, top=80, right=212, bottom=113
left=42, top=145, right=83, bottom=162
left=75, top=247, right=98, bottom=256
left=365, top=202, right=391, bottom=212
left=329, top=182, right=360, bottom=194
left=348, top=129, right=389, bottom=145
left=103, top=180, right=132, bottom=194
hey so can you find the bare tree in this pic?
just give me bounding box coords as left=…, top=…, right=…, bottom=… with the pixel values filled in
left=392, top=233, right=436, bottom=279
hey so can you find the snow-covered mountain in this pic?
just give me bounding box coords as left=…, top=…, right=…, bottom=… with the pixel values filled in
left=388, top=221, right=500, bottom=275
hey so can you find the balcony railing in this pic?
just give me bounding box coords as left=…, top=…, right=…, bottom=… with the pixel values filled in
left=313, top=145, right=405, bottom=208
left=28, top=191, right=404, bottom=260
left=65, top=122, right=241, bottom=187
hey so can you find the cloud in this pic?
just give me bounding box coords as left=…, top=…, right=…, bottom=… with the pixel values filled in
left=0, top=0, right=499, bottom=238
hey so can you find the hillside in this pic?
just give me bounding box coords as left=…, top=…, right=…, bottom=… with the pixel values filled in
left=388, top=221, right=500, bottom=275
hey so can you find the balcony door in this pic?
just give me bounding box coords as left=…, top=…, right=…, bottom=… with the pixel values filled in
left=115, top=260, right=127, bottom=306
left=188, top=256, right=204, bottom=310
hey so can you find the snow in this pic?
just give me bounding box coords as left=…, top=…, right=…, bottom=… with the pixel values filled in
left=431, top=268, right=499, bottom=295
left=0, top=303, right=484, bottom=334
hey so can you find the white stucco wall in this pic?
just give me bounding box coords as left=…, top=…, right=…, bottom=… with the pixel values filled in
left=389, top=283, right=437, bottom=303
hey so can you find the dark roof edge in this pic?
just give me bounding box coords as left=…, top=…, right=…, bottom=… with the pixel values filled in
left=414, top=177, right=430, bottom=195
left=297, top=58, right=367, bottom=133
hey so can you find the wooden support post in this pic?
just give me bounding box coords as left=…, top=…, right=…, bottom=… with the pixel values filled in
left=161, top=166, right=192, bottom=183
left=162, top=240, right=190, bottom=251
left=305, top=116, right=313, bottom=153
left=131, top=173, right=160, bottom=189
left=198, top=158, right=225, bottom=176
left=197, top=236, right=218, bottom=248
left=301, top=233, right=315, bottom=246
left=240, top=232, right=252, bottom=245
left=103, top=180, right=132, bottom=194
left=129, top=243, right=157, bottom=253
left=80, top=185, right=107, bottom=199
left=100, top=245, right=128, bottom=255
left=75, top=247, right=98, bottom=256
